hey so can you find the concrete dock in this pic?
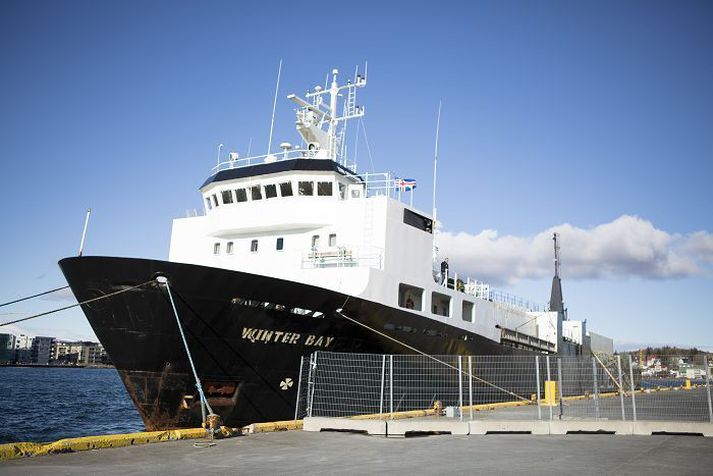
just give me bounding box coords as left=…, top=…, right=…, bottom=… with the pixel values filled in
left=2, top=430, right=713, bottom=475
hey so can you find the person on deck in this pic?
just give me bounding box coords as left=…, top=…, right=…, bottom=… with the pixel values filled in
left=440, top=258, right=449, bottom=285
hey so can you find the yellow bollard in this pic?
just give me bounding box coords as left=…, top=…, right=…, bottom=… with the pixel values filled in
left=543, top=381, right=558, bottom=406
left=685, top=379, right=691, bottom=390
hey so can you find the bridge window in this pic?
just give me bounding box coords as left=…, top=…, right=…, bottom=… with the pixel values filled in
left=227, top=241, right=234, bottom=254
left=280, top=182, right=293, bottom=197
left=338, top=183, right=346, bottom=200
left=404, top=209, right=433, bottom=234
left=398, top=283, right=423, bottom=311
left=213, top=242, right=220, bottom=255
left=251, top=186, right=262, bottom=201
left=462, top=300, right=474, bottom=322
left=222, top=190, right=233, bottom=204
left=235, top=188, right=247, bottom=202
left=250, top=240, right=258, bottom=252
left=298, top=181, right=314, bottom=196
left=264, top=184, right=278, bottom=199
left=205, top=197, right=212, bottom=210
left=212, top=194, right=219, bottom=207
left=317, top=181, right=333, bottom=196
left=432, top=292, right=451, bottom=317
left=276, top=237, right=284, bottom=251
left=311, top=235, right=320, bottom=249
left=328, top=233, right=336, bottom=247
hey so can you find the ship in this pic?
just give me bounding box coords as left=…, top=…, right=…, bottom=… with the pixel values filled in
left=59, top=66, right=602, bottom=430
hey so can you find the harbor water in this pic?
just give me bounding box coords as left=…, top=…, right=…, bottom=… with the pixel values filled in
left=0, top=367, right=143, bottom=444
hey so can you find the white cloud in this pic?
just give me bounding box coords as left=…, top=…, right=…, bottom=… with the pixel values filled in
left=437, top=215, right=712, bottom=285
left=39, top=287, right=77, bottom=302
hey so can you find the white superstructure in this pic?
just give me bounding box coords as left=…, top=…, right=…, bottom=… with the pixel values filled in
left=168, top=66, right=589, bottom=353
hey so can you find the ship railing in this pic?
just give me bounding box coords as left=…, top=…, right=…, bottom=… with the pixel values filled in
left=434, top=269, right=544, bottom=312
left=301, top=247, right=383, bottom=270
left=360, top=172, right=418, bottom=205
left=498, top=325, right=556, bottom=352
left=210, top=148, right=353, bottom=175
left=210, top=152, right=417, bottom=206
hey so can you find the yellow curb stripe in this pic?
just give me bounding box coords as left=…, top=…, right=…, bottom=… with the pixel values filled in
left=0, top=427, right=240, bottom=462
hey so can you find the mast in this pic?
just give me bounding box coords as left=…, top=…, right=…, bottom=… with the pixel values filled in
left=267, top=60, right=283, bottom=155
left=432, top=101, right=442, bottom=262
left=549, top=232, right=564, bottom=314
left=288, top=65, right=367, bottom=169
left=553, top=232, right=561, bottom=278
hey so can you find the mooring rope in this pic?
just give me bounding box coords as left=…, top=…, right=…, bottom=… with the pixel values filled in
left=0, top=281, right=155, bottom=328
left=0, top=285, right=70, bottom=309
left=157, top=277, right=215, bottom=423
left=335, top=299, right=531, bottom=403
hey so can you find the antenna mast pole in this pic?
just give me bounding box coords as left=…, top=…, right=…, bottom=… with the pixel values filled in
left=78, top=208, right=92, bottom=256
left=553, top=232, right=561, bottom=278
left=432, top=101, right=442, bottom=261
left=267, top=59, right=283, bottom=155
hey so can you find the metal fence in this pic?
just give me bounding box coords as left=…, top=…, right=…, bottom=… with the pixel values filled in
left=295, top=352, right=713, bottom=423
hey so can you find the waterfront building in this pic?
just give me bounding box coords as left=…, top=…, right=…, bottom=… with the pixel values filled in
left=14, top=334, right=32, bottom=350
left=0, top=333, right=16, bottom=363
left=30, top=336, right=55, bottom=365
left=52, top=340, right=108, bottom=365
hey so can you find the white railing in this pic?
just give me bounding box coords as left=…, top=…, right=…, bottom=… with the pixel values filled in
left=210, top=148, right=324, bottom=175
left=210, top=153, right=417, bottom=206
left=301, top=248, right=383, bottom=270
left=361, top=172, right=418, bottom=204
left=434, top=269, right=544, bottom=312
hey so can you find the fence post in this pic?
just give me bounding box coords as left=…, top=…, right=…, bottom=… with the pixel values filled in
left=705, top=355, right=713, bottom=423
left=307, top=352, right=318, bottom=417
left=546, top=355, right=553, bottom=421
left=468, top=356, right=474, bottom=421
left=389, top=354, right=394, bottom=420
left=592, top=357, right=600, bottom=419
left=616, top=355, right=625, bottom=421
left=557, top=357, right=564, bottom=420
left=535, top=355, right=541, bottom=421
left=294, top=355, right=305, bottom=420
left=379, top=354, right=386, bottom=415
left=458, top=356, right=463, bottom=421
left=628, top=354, right=637, bottom=422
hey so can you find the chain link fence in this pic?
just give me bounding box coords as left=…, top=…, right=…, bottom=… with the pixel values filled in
left=295, top=352, right=713, bottom=423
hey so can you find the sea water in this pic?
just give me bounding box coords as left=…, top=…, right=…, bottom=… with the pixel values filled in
left=0, top=367, right=144, bottom=444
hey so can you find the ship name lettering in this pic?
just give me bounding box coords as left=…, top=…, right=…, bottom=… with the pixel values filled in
left=305, top=335, right=336, bottom=347
left=241, top=327, right=334, bottom=347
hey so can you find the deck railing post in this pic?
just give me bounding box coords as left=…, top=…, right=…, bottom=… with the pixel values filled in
left=534, top=355, right=541, bottom=421
left=616, top=355, right=626, bottom=421
left=628, top=354, right=637, bottom=422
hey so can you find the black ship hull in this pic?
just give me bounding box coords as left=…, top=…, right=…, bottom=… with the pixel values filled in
left=59, top=256, right=526, bottom=430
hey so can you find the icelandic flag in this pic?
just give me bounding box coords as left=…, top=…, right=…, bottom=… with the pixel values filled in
left=396, top=178, right=417, bottom=192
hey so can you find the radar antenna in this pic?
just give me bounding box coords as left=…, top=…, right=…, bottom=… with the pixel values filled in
left=287, top=64, right=367, bottom=170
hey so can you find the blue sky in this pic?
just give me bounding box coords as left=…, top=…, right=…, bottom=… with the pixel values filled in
left=1, top=0, right=711, bottom=349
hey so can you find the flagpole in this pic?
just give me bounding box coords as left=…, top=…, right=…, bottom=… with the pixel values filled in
left=432, top=101, right=442, bottom=262
left=267, top=59, right=283, bottom=155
